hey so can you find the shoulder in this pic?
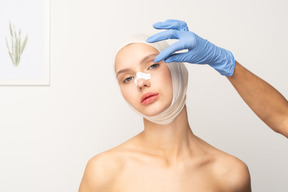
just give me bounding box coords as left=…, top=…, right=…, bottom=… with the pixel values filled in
left=198, top=137, right=251, bottom=192
left=213, top=152, right=251, bottom=192
left=78, top=136, right=141, bottom=192
left=78, top=149, right=124, bottom=192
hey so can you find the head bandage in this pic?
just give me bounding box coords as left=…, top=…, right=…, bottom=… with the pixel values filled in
left=134, top=72, right=151, bottom=85
left=115, top=33, right=189, bottom=125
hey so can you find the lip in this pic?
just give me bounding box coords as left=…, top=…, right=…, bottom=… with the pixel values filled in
left=141, top=92, right=159, bottom=105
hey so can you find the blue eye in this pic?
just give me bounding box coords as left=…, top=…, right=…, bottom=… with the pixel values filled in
left=123, top=76, right=134, bottom=83
left=149, top=63, right=159, bottom=70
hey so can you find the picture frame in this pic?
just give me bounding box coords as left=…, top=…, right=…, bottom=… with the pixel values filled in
left=0, top=0, right=50, bottom=85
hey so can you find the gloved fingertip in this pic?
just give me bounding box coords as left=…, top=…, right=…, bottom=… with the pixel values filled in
left=146, top=36, right=157, bottom=43
left=153, top=22, right=162, bottom=28
left=154, top=58, right=160, bottom=63
left=164, top=58, right=172, bottom=63
left=154, top=56, right=162, bottom=63
left=146, top=37, right=152, bottom=43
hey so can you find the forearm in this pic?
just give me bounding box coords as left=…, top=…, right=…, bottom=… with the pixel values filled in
left=227, top=61, right=288, bottom=137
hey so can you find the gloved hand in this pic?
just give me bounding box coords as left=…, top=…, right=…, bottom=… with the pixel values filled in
left=146, top=19, right=235, bottom=76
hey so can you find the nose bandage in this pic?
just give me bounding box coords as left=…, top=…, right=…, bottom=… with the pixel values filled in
left=115, top=33, right=188, bottom=125
left=134, top=72, right=151, bottom=85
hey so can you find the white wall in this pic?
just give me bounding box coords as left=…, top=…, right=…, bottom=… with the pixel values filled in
left=0, top=0, right=287, bottom=191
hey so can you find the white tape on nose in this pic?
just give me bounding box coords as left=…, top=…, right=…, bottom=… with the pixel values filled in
left=134, top=72, right=151, bottom=85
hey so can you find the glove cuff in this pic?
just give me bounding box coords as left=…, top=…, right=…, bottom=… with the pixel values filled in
left=209, top=48, right=235, bottom=77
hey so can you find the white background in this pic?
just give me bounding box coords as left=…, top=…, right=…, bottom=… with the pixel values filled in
left=0, top=0, right=287, bottom=191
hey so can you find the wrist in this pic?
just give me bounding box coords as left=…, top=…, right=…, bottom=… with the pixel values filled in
left=224, top=50, right=236, bottom=77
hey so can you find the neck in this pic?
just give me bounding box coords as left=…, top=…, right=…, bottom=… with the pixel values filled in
left=140, top=105, right=196, bottom=162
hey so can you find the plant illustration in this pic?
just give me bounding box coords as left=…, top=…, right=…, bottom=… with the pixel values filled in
left=5, top=21, right=28, bottom=67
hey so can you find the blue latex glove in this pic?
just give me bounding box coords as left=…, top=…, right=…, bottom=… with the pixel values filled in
left=146, top=19, right=235, bottom=76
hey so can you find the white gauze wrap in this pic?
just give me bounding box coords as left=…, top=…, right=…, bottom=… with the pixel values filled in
left=115, top=33, right=189, bottom=125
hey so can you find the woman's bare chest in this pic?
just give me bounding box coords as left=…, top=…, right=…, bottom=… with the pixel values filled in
left=112, top=162, right=224, bottom=192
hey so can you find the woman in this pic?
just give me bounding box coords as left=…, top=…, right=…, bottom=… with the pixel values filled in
left=78, top=28, right=252, bottom=191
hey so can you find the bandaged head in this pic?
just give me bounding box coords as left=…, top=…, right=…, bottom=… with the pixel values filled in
left=114, top=33, right=189, bottom=125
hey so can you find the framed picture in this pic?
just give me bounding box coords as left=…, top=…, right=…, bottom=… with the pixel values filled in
left=0, top=0, right=50, bottom=85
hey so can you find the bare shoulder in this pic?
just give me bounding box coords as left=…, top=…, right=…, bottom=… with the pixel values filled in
left=213, top=151, right=251, bottom=192
left=78, top=136, right=139, bottom=192
left=78, top=149, right=124, bottom=192
left=196, top=137, right=251, bottom=192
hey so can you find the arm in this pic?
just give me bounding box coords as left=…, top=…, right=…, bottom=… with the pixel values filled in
left=147, top=19, right=288, bottom=138
left=227, top=61, right=288, bottom=138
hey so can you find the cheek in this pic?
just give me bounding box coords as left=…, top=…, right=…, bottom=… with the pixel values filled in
left=163, top=71, right=173, bottom=99
left=153, top=66, right=172, bottom=90
left=120, top=85, right=136, bottom=105
left=150, top=65, right=173, bottom=103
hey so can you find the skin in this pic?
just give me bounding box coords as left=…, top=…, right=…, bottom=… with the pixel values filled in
left=227, top=61, right=288, bottom=138
left=114, top=43, right=173, bottom=117
left=78, top=43, right=252, bottom=192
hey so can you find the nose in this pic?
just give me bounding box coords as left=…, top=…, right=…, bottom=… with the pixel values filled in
left=137, top=78, right=151, bottom=90
left=134, top=72, right=151, bottom=90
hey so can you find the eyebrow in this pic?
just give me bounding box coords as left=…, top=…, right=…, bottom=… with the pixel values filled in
left=116, top=53, right=158, bottom=77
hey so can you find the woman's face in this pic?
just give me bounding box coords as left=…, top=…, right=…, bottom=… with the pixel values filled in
left=114, top=43, right=173, bottom=117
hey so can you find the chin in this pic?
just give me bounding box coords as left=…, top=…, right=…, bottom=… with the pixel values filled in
left=140, top=101, right=170, bottom=117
